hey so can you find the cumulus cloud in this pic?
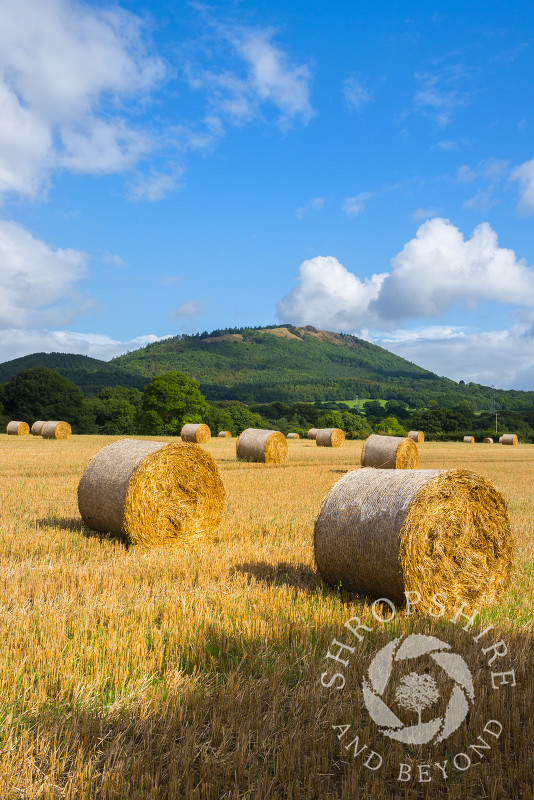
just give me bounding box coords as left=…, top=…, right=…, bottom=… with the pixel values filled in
left=0, top=0, right=164, bottom=198
left=0, top=218, right=90, bottom=329
left=511, top=158, right=534, bottom=212
left=0, top=329, right=166, bottom=363
left=277, top=218, right=534, bottom=331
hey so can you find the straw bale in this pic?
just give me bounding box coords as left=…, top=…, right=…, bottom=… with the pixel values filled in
left=41, top=421, right=71, bottom=439
left=483, top=437, right=494, bottom=444
left=181, top=423, right=211, bottom=443
left=361, top=434, right=418, bottom=469
left=7, top=421, right=29, bottom=436
left=307, top=428, right=319, bottom=440
left=499, top=436, right=503, bottom=443
left=501, top=433, right=518, bottom=446
left=31, top=421, right=46, bottom=436
left=287, top=432, right=300, bottom=439
left=78, top=439, right=225, bottom=546
left=463, top=435, right=475, bottom=443
left=316, top=428, right=345, bottom=448
left=236, top=428, right=288, bottom=463
left=218, top=431, right=232, bottom=438
left=314, top=468, right=513, bottom=612
left=408, top=430, right=424, bottom=443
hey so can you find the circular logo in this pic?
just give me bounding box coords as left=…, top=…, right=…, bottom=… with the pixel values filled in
left=362, top=633, right=474, bottom=744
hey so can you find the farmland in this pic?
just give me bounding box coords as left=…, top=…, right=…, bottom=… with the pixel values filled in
left=0, top=435, right=532, bottom=799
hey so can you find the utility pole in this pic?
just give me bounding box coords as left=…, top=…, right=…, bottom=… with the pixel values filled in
left=355, top=394, right=360, bottom=412
left=495, top=412, right=498, bottom=434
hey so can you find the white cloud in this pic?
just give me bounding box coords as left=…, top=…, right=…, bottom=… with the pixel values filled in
left=277, top=218, right=534, bottom=331
left=296, top=197, right=324, bottom=219
left=0, top=0, right=164, bottom=198
left=0, top=329, right=167, bottom=363
left=343, top=77, right=372, bottom=110
left=511, top=158, right=534, bottom=212
left=413, top=207, right=439, bottom=220
left=168, top=300, right=204, bottom=322
left=128, top=166, right=184, bottom=202
left=343, top=192, right=372, bottom=217
left=0, top=218, right=90, bottom=329
left=413, top=67, right=472, bottom=127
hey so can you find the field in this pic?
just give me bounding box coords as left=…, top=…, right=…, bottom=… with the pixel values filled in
left=0, top=435, right=532, bottom=799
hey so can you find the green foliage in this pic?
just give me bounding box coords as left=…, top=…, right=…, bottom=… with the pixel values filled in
left=86, top=387, right=142, bottom=435
left=376, top=415, right=407, bottom=436
left=202, top=404, right=235, bottom=436
left=222, top=403, right=270, bottom=435
left=136, top=372, right=208, bottom=435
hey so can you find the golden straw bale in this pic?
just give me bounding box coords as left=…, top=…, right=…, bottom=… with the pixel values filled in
left=501, top=433, right=518, bottom=446
left=307, top=428, right=319, bottom=440
left=314, top=468, right=514, bottom=612
left=41, top=421, right=71, bottom=439
left=78, top=439, right=225, bottom=546
left=499, top=436, right=503, bottom=443
left=218, top=431, right=232, bottom=438
left=181, top=423, right=211, bottom=443
left=316, top=428, right=345, bottom=448
left=236, top=428, right=288, bottom=463
left=408, top=430, right=424, bottom=442
left=287, top=432, right=300, bottom=439
left=31, top=421, right=46, bottom=436
left=6, top=421, right=29, bottom=436
left=361, top=434, right=418, bottom=469
left=463, top=436, right=475, bottom=443
left=483, top=437, right=494, bottom=444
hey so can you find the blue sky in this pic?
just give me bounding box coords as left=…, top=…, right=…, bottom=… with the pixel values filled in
left=1, top=0, right=534, bottom=389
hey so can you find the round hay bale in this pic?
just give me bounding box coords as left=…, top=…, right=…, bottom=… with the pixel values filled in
left=498, top=436, right=503, bottom=443
left=408, top=430, right=424, bottom=443
left=463, top=435, right=475, bottom=443
left=236, top=428, right=288, bottom=463
left=501, top=433, right=518, bottom=446
left=78, top=439, right=225, bottom=546
left=316, top=428, right=345, bottom=448
left=31, top=420, right=46, bottom=436
left=287, top=432, right=300, bottom=439
left=7, top=421, right=29, bottom=436
left=41, top=421, right=71, bottom=439
left=218, top=431, right=232, bottom=438
left=483, top=437, right=494, bottom=444
left=361, top=434, right=418, bottom=469
left=181, top=423, right=211, bottom=443
left=314, top=468, right=513, bottom=612
left=307, top=428, right=319, bottom=440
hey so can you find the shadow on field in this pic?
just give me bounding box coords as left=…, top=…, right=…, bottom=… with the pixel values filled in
left=36, top=516, right=129, bottom=549
left=234, top=560, right=323, bottom=591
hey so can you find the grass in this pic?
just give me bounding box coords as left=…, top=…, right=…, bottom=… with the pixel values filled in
left=0, top=435, right=532, bottom=799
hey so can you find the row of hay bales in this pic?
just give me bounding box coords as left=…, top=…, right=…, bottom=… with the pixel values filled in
left=7, top=420, right=71, bottom=439
left=464, top=433, right=519, bottom=445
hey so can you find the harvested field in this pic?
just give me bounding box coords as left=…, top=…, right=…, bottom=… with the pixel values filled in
left=0, top=436, right=532, bottom=799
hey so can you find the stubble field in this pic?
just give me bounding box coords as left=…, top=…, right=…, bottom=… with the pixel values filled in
left=0, top=435, right=532, bottom=799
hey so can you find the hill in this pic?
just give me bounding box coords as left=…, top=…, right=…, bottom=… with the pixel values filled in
left=0, top=352, right=148, bottom=396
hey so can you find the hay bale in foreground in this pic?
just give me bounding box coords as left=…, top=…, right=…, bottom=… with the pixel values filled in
left=316, top=428, right=345, bottom=448
left=361, top=434, right=418, bottom=469
left=501, top=433, right=518, bottom=446
left=78, top=439, right=225, bottom=546
left=218, top=431, right=232, bottom=438
left=7, top=421, right=29, bottom=436
left=181, top=423, right=211, bottom=443
left=314, top=468, right=513, bottom=612
left=287, top=432, right=300, bottom=439
left=307, top=428, right=319, bottom=440
left=483, top=437, right=494, bottom=444
left=31, top=421, right=46, bottom=436
left=42, top=421, right=71, bottom=439
left=236, top=428, right=287, bottom=463
left=408, top=430, right=424, bottom=443
left=463, top=435, right=475, bottom=443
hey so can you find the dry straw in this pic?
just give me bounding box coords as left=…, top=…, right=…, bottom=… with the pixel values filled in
left=42, top=421, right=71, bottom=439
left=287, top=432, right=300, bottom=439
left=463, top=435, right=475, bottom=443
left=361, top=434, right=418, bottom=469
left=483, top=437, right=494, bottom=444
left=78, top=439, right=225, bottom=546
left=236, top=428, right=288, bottom=463
left=181, top=423, right=211, bottom=443
left=307, top=428, right=319, bottom=440
left=316, top=428, right=345, bottom=448
left=501, top=433, right=518, bottom=446
left=408, top=430, right=424, bottom=442
left=7, top=421, right=29, bottom=436
left=314, top=467, right=513, bottom=612
left=499, top=436, right=503, bottom=443
left=218, top=431, right=232, bottom=438
left=31, top=421, right=46, bottom=436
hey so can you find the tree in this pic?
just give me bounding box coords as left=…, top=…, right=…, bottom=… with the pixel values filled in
left=395, top=672, right=439, bottom=725
left=135, top=372, right=208, bottom=435
left=377, top=415, right=407, bottom=436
